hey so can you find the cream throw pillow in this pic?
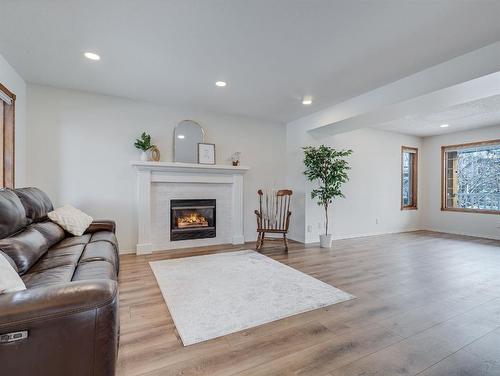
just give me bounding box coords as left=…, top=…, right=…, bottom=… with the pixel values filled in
left=0, top=253, right=26, bottom=294
left=48, top=205, right=93, bottom=236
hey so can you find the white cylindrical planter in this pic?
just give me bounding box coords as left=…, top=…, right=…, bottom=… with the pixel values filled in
left=140, top=150, right=149, bottom=161
left=320, top=234, right=333, bottom=248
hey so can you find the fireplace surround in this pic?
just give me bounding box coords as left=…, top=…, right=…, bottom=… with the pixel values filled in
left=131, top=161, right=249, bottom=254
left=171, top=199, right=216, bottom=241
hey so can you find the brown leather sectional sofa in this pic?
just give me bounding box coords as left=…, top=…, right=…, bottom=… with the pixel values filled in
left=0, top=187, right=119, bottom=376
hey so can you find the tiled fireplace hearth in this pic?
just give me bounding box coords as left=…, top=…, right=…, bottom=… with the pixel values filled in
left=131, top=161, right=249, bottom=254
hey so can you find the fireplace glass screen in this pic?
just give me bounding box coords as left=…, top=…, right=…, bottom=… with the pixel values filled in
left=170, top=199, right=216, bottom=241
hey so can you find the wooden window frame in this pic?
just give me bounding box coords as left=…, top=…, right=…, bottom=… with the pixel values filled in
left=441, top=139, right=500, bottom=215
left=401, top=146, right=418, bottom=210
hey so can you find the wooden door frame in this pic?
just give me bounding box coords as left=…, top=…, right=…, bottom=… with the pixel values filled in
left=0, top=82, right=16, bottom=188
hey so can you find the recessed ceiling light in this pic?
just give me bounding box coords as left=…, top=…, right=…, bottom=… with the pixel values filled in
left=440, top=124, right=449, bottom=128
left=215, top=81, right=227, bottom=87
left=177, top=134, right=185, bottom=139
left=84, top=52, right=100, bottom=61
left=302, top=97, right=312, bottom=105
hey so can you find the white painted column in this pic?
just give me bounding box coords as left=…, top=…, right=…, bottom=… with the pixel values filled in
left=136, top=168, right=153, bottom=254
left=232, top=174, right=245, bottom=244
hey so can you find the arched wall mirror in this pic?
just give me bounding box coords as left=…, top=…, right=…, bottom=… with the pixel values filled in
left=174, top=120, right=205, bottom=163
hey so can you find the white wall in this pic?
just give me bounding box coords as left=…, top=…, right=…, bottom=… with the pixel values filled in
left=421, top=125, right=500, bottom=240
left=0, top=53, right=26, bottom=186
left=26, top=85, right=286, bottom=252
left=24, top=85, right=498, bottom=251
left=287, top=116, right=422, bottom=243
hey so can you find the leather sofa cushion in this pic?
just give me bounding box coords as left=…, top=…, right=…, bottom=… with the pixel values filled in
left=23, top=236, right=119, bottom=285
left=14, top=187, right=54, bottom=223
left=52, top=234, right=92, bottom=249
left=30, top=221, right=65, bottom=247
left=22, top=264, right=76, bottom=288
left=72, top=261, right=117, bottom=282
left=89, top=231, right=118, bottom=249
left=52, top=232, right=118, bottom=252
left=0, top=228, right=49, bottom=275
left=0, top=189, right=27, bottom=238
left=80, top=242, right=118, bottom=271
left=29, top=245, right=85, bottom=273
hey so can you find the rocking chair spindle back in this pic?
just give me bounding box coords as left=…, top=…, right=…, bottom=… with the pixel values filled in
left=255, top=189, right=292, bottom=251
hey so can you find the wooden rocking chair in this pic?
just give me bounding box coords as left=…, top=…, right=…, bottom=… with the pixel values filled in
left=255, top=189, right=292, bottom=252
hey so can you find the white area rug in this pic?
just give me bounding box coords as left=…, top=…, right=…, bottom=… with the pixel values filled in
left=149, top=250, right=355, bottom=346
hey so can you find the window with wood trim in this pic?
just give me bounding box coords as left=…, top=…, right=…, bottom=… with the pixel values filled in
left=442, top=140, right=499, bottom=214
left=0, top=83, right=15, bottom=188
left=401, top=146, right=418, bottom=210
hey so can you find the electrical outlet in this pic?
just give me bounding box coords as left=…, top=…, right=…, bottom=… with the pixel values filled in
left=375, top=218, right=379, bottom=224
left=307, top=225, right=312, bottom=233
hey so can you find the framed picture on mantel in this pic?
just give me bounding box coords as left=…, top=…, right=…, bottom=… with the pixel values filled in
left=198, top=143, right=216, bottom=165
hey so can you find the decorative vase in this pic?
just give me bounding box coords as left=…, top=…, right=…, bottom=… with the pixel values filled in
left=150, top=146, right=161, bottom=162
left=140, top=150, right=149, bottom=161
left=320, top=234, right=333, bottom=248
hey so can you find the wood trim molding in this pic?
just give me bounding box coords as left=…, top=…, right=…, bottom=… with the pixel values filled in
left=441, top=139, right=500, bottom=215
left=441, top=207, right=500, bottom=215
left=3, top=101, right=15, bottom=188
left=401, top=146, right=418, bottom=210
left=0, top=83, right=16, bottom=101
left=441, top=138, right=500, bottom=151
left=1, top=83, right=15, bottom=188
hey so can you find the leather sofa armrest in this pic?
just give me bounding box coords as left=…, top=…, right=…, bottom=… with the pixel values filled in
left=0, top=280, right=118, bottom=376
left=85, top=220, right=116, bottom=234
left=0, top=280, right=117, bottom=326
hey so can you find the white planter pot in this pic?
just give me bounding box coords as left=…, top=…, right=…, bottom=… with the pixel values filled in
left=320, top=234, right=333, bottom=248
left=140, top=150, right=149, bottom=161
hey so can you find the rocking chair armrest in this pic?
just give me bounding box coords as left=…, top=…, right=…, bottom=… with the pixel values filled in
left=254, top=210, right=262, bottom=217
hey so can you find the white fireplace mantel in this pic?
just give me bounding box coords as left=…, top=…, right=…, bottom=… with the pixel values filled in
left=131, top=161, right=250, bottom=254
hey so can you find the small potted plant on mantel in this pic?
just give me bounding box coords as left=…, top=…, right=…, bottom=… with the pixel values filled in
left=303, top=145, right=353, bottom=248
left=134, top=132, right=156, bottom=161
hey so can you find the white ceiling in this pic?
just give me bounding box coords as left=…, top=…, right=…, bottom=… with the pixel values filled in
left=373, top=94, right=500, bottom=137
left=1, top=0, right=500, bottom=123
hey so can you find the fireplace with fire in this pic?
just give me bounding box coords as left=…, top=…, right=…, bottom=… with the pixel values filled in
left=170, top=199, right=216, bottom=241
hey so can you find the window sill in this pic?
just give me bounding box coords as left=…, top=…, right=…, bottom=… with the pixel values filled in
left=441, top=207, right=500, bottom=215
left=401, top=206, right=418, bottom=211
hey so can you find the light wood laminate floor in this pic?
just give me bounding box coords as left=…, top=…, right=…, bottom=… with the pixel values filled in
left=117, top=231, right=500, bottom=376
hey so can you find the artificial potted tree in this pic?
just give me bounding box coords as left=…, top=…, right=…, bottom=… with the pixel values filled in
left=303, top=145, right=352, bottom=248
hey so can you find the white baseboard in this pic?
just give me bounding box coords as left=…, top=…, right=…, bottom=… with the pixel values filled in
left=300, top=228, right=421, bottom=244
left=333, top=228, right=421, bottom=241
left=120, top=228, right=497, bottom=255
left=287, top=235, right=305, bottom=243
left=420, top=227, right=500, bottom=241
left=119, top=248, right=136, bottom=255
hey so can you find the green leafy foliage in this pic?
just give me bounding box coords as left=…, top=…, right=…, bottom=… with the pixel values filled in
left=134, top=132, right=155, bottom=151
left=303, top=145, right=353, bottom=235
